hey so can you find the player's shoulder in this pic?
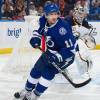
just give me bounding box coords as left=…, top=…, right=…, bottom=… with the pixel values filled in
left=57, top=18, right=73, bottom=35
left=64, top=16, right=73, bottom=25
left=58, top=18, right=71, bottom=27
left=64, top=16, right=72, bottom=22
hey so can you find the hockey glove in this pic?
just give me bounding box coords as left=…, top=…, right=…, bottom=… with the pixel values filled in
left=46, top=50, right=63, bottom=64
left=30, top=31, right=41, bottom=48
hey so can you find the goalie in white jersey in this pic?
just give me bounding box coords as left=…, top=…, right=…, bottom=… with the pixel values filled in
left=65, top=5, right=97, bottom=77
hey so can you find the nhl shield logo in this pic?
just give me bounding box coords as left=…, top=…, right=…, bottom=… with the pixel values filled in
left=59, top=27, right=67, bottom=35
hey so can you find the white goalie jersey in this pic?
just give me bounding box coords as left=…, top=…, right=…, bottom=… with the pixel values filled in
left=72, top=25, right=96, bottom=49
left=72, top=24, right=97, bottom=76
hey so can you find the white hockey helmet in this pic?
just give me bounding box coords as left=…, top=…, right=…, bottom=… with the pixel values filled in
left=73, top=5, right=88, bottom=24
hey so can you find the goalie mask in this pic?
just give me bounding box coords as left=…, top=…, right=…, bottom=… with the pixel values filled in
left=73, top=5, right=88, bottom=25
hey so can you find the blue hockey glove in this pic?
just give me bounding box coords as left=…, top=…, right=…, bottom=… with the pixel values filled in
left=30, top=31, right=41, bottom=48
left=46, top=50, right=63, bottom=64
left=30, top=37, right=41, bottom=48
left=46, top=48, right=75, bottom=70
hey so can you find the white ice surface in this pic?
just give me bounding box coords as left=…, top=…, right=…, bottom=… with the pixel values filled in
left=0, top=51, right=100, bottom=100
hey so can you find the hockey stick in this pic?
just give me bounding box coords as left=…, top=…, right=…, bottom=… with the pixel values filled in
left=38, top=47, right=91, bottom=88
left=51, top=61, right=91, bottom=88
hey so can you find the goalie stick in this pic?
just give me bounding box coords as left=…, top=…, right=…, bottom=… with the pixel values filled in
left=38, top=47, right=91, bottom=88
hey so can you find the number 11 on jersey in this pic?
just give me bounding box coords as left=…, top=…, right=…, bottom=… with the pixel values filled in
left=65, top=39, right=73, bottom=48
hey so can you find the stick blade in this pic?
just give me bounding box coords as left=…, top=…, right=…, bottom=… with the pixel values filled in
left=73, top=78, right=91, bottom=88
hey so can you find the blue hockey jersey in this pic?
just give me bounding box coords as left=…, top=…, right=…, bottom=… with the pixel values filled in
left=35, top=16, right=76, bottom=60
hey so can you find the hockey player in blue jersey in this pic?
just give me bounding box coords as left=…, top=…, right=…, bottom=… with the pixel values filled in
left=14, top=3, right=77, bottom=100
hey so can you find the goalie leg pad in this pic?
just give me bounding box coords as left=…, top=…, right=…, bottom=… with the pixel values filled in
left=75, top=51, right=93, bottom=75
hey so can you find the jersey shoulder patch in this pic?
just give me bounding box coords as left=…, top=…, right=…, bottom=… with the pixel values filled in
left=59, top=27, right=67, bottom=35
